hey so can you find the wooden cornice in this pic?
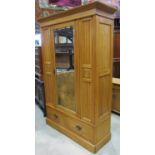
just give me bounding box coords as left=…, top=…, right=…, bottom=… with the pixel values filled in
left=37, top=1, right=117, bottom=24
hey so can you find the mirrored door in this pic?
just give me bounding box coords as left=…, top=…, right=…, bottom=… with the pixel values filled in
left=54, top=26, right=76, bottom=112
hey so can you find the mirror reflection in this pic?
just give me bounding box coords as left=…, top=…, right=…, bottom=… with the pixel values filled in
left=54, top=26, right=76, bottom=111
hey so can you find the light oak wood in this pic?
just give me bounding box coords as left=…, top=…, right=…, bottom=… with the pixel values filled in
left=41, top=28, right=54, bottom=106
left=38, top=1, right=116, bottom=153
left=78, top=17, right=94, bottom=124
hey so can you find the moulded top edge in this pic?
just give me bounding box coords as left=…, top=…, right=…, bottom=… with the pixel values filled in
left=37, top=1, right=117, bottom=23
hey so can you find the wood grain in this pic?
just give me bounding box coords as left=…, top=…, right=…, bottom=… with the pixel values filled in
left=39, top=1, right=116, bottom=153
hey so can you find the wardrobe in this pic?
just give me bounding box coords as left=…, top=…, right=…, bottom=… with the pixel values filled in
left=38, top=1, right=116, bottom=152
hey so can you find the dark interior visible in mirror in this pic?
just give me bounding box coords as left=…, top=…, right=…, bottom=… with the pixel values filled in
left=54, top=27, right=74, bottom=70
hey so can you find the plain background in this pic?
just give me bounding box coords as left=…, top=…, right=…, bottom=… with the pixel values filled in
left=0, top=0, right=155, bottom=155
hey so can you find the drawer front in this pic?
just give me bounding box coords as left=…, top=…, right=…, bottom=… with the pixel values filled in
left=46, top=107, right=65, bottom=126
left=66, top=117, right=93, bottom=143
left=46, top=107, right=93, bottom=143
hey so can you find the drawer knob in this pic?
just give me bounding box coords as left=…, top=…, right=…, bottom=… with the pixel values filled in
left=53, top=114, right=58, bottom=119
left=75, top=125, right=82, bottom=131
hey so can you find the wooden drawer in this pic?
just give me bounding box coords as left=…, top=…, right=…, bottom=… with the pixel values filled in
left=46, top=107, right=65, bottom=126
left=46, top=107, right=94, bottom=143
left=66, top=117, right=93, bottom=143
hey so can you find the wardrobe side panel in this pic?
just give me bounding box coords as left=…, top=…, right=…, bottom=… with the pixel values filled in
left=96, top=16, right=113, bottom=121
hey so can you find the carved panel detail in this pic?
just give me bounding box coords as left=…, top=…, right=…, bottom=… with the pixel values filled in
left=82, top=68, right=92, bottom=82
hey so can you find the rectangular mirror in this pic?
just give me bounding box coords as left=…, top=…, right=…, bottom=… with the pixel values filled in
left=54, top=26, right=76, bottom=112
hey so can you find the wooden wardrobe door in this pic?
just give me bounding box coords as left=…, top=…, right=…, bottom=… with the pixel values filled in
left=78, top=17, right=95, bottom=124
left=41, top=27, right=55, bottom=106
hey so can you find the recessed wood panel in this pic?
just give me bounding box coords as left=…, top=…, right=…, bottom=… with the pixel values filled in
left=98, top=75, right=111, bottom=117
left=81, top=82, right=93, bottom=122
left=41, top=28, right=54, bottom=105
left=96, top=16, right=113, bottom=119
left=98, top=22, right=111, bottom=73
left=80, top=17, right=92, bottom=65
left=78, top=17, right=94, bottom=123
left=42, top=28, right=52, bottom=62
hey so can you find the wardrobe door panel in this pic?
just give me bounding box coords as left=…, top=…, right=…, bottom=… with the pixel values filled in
left=78, top=17, right=95, bottom=124
left=41, top=27, right=55, bottom=106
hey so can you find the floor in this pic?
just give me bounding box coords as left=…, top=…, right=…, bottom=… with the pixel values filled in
left=35, top=105, right=120, bottom=155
